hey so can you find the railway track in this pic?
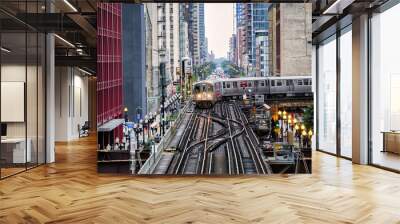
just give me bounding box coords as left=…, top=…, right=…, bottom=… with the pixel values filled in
left=165, top=101, right=271, bottom=175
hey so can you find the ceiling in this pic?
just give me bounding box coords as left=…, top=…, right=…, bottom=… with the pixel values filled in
left=0, top=0, right=97, bottom=73
left=311, top=0, right=390, bottom=43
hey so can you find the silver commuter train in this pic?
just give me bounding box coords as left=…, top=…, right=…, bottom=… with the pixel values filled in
left=192, top=80, right=221, bottom=108
left=193, top=76, right=312, bottom=108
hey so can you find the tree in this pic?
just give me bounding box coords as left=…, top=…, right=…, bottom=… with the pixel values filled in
left=303, top=105, right=314, bottom=130
left=220, top=60, right=244, bottom=78
left=194, top=61, right=217, bottom=80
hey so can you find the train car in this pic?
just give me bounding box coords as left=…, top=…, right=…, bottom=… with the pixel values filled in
left=192, top=80, right=220, bottom=108
left=193, top=76, right=312, bottom=106
left=219, top=77, right=269, bottom=99
left=269, top=76, right=312, bottom=97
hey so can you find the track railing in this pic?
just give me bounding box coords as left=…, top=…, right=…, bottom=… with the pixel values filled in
left=138, top=101, right=191, bottom=174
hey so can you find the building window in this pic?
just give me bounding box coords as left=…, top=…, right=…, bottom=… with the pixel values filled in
left=318, top=35, right=337, bottom=154
left=370, top=5, right=400, bottom=171
left=340, top=27, right=352, bottom=158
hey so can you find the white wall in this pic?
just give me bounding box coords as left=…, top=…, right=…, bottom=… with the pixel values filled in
left=54, top=67, right=89, bottom=141
left=1, top=63, right=46, bottom=164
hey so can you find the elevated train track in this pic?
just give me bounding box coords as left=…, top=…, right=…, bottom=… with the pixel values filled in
left=160, top=101, right=272, bottom=175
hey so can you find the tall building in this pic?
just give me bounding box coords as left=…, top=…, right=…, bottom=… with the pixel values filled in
left=199, top=3, right=207, bottom=63
left=145, top=3, right=161, bottom=113
left=179, top=4, right=190, bottom=60
left=97, top=3, right=123, bottom=128
left=156, top=3, right=180, bottom=97
left=228, top=34, right=237, bottom=64
left=178, top=3, right=205, bottom=67
left=255, top=31, right=269, bottom=76
left=189, top=3, right=201, bottom=66
left=235, top=3, right=270, bottom=75
left=122, top=4, right=147, bottom=120
left=268, top=3, right=312, bottom=76
left=181, top=3, right=203, bottom=66
left=168, top=3, right=180, bottom=85
left=236, top=26, right=246, bottom=68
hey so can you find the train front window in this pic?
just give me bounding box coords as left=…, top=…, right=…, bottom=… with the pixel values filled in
left=271, top=80, right=275, bottom=86
left=304, top=79, right=309, bottom=85
left=233, top=82, right=238, bottom=88
left=194, top=86, right=201, bottom=93
left=227, top=82, right=231, bottom=88
left=277, top=81, right=282, bottom=86
left=260, top=81, right=265, bottom=87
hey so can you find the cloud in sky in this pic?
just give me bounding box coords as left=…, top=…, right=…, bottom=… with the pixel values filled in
left=204, top=3, right=234, bottom=59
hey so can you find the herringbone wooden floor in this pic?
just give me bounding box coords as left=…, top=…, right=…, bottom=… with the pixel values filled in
left=1, top=135, right=400, bottom=224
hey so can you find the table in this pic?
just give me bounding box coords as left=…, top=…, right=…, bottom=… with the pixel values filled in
left=1, top=138, right=31, bottom=163
left=382, top=131, right=400, bottom=154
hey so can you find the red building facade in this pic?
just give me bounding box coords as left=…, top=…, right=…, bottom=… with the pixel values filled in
left=97, top=3, right=123, bottom=126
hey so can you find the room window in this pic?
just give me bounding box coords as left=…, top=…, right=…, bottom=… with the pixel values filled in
left=317, top=35, right=337, bottom=155
left=370, top=5, right=400, bottom=170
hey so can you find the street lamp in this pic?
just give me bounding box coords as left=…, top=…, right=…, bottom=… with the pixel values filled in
left=162, top=105, right=166, bottom=135
left=307, top=129, right=313, bottom=148
left=140, top=119, right=144, bottom=145
left=148, top=113, right=153, bottom=138
left=124, top=107, right=129, bottom=122
left=181, top=57, right=189, bottom=102
left=133, top=123, right=140, bottom=149
left=136, top=107, right=142, bottom=122
left=294, top=124, right=300, bottom=147
left=145, top=115, right=149, bottom=143
left=301, top=129, right=307, bottom=147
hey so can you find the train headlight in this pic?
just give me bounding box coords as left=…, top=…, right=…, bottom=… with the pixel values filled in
left=207, top=93, right=212, bottom=98
left=197, top=93, right=201, bottom=99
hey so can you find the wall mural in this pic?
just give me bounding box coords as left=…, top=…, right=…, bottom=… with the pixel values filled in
left=97, top=3, right=313, bottom=175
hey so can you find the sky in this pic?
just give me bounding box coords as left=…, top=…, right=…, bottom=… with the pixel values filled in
left=204, top=3, right=234, bottom=59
